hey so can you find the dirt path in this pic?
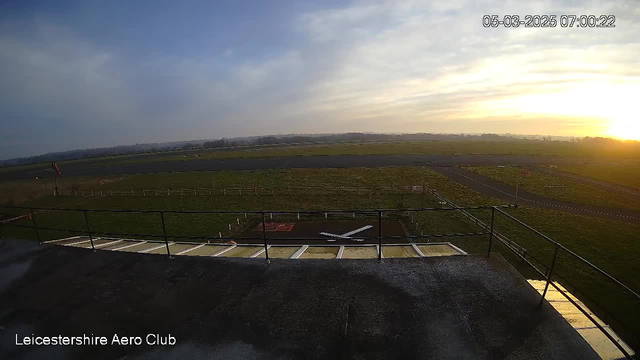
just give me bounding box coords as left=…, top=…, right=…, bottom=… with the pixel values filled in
left=429, top=166, right=640, bottom=225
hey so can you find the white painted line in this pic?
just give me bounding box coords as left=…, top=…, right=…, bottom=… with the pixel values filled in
left=65, top=239, right=91, bottom=247
left=290, top=245, right=308, bottom=259
left=94, top=239, right=123, bottom=248
left=176, top=244, right=205, bottom=255
left=412, top=243, right=425, bottom=257
left=337, top=245, right=345, bottom=259
left=376, top=245, right=384, bottom=259
left=112, top=241, right=147, bottom=251
left=211, top=245, right=236, bottom=257
left=447, top=243, right=468, bottom=255
left=250, top=245, right=270, bottom=258
left=139, top=243, right=174, bottom=253
left=44, top=236, right=82, bottom=244
left=341, top=225, right=373, bottom=237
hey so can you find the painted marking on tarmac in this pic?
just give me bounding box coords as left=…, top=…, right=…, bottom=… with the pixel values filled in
left=44, top=236, right=82, bottom=244
left=112, top=241, right=147, bottom=251
left=290, top=245, right=308, bottom=259
left=250, top=245, right=270, bottom=258
left=211, top=245, right=236, bottom=257
left=94, top=239, right=124, bottom=248
left=65, top=239, right=91, bottom=247
left=412, top=243, right=426, bottom=257
left=176, top=244, right=205, bottom=255
left=139, top=243, right=174, bottom=253
left=337, top=246, right=345, bottom=259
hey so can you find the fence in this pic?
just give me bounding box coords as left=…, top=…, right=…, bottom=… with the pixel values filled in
left=60, top=185, right=431, bottom=198
left=415, top=185, right=639, bottom=359
left=0, top=203, right=637, bottom=358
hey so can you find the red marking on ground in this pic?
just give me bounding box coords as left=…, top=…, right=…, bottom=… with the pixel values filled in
left=255, top=222, right=296, bottom=232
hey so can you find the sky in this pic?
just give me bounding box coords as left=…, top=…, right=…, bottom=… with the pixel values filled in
left=1, top=0, right=639, bottom=159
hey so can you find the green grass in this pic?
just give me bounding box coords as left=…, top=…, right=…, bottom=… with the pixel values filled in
left=463, top=165, right=640, bottom=211
left=1, top=166, right=638, bottom=346
left=0, top=176, right=122, bottom=205
left=66, top=139, right=640, bottom=167
left=558, top=164, right=640, bottom=190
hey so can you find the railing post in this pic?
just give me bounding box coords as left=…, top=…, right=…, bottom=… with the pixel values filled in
left=83, top=210, right=95, bottom=251
left=378, top=211, right=382, bottom=261
left=261, top=212, right=269, bottom=263
left=160, top=211, right=172, bottom=258
left=487, top=207, right=495, bottom=256
left=539, top=245, right=560, bottom=308
left=30, top=209, right=41, bottom=244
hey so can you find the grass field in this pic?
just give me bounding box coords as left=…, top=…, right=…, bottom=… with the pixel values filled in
left=463, top=165, right=640, bottom=211
left=4, top=139, right=639, bottom=175
left=1, top=166, right=638, bottom=346
left=558, top=164, right=640, bottom=190
left=101, top=139, right=640, bottom=166
left=0, top=176, right=122, bottom=205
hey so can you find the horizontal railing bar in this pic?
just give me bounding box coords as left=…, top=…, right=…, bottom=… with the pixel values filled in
left=548, top=279, right=635, bottom=359
left=494, top=207, right=640, bottom=301
left=0, top=204, right=513, bottom=215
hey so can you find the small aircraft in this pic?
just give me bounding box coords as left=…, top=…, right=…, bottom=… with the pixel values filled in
left=320, top=225, right=373, bottom=242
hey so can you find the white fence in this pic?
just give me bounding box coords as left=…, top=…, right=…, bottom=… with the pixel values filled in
left=64, top=185, right=430, bottom=197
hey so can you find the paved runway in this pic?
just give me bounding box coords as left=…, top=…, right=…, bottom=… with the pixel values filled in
left=430, top=166, right=640, bottom=225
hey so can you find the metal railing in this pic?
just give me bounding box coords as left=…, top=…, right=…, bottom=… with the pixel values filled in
left=0, top=203, right=637, bottom=357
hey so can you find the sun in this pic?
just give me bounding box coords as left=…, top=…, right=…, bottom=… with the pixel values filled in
left=608, top=119, right=640, bottom=141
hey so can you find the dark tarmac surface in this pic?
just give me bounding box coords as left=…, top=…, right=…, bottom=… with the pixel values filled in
left=0, top=154, right=584, bottom=181
left=240, top=219, right=408, bottom=245
left=431, top=166, right=640, bottom=225
left=0, top=238, right=599, bottom=360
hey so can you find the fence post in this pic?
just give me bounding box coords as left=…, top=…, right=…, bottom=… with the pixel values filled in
left=378, top=211, right=382, bottom=261
left=30, top=209, right=41, bottom=244
left=83, top=210, right=95, bottom=251
left=487, top=207, right=495, bottom=256
left=160, top=212, right=172, bottom=258
left=261, top=212, right=270, bottom=263
left=539, top=245, right=560, bottom=308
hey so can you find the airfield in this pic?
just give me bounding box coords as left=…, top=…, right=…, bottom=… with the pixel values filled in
left=1, top=140, right=639, bottom=359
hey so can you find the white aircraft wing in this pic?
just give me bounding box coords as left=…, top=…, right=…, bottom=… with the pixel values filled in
left=319, top=232, right=350, bottom=239
left=341, top=225, right=373, bottom=237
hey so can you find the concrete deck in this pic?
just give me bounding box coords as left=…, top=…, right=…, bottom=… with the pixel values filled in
left=0, top=239, right=599, bottom=360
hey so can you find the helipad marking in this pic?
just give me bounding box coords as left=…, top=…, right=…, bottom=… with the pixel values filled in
left=320, top=225, right=372, bottom=242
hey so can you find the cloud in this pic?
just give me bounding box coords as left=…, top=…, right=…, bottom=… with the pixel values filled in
left=1, top=0, right=639, bottom=158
